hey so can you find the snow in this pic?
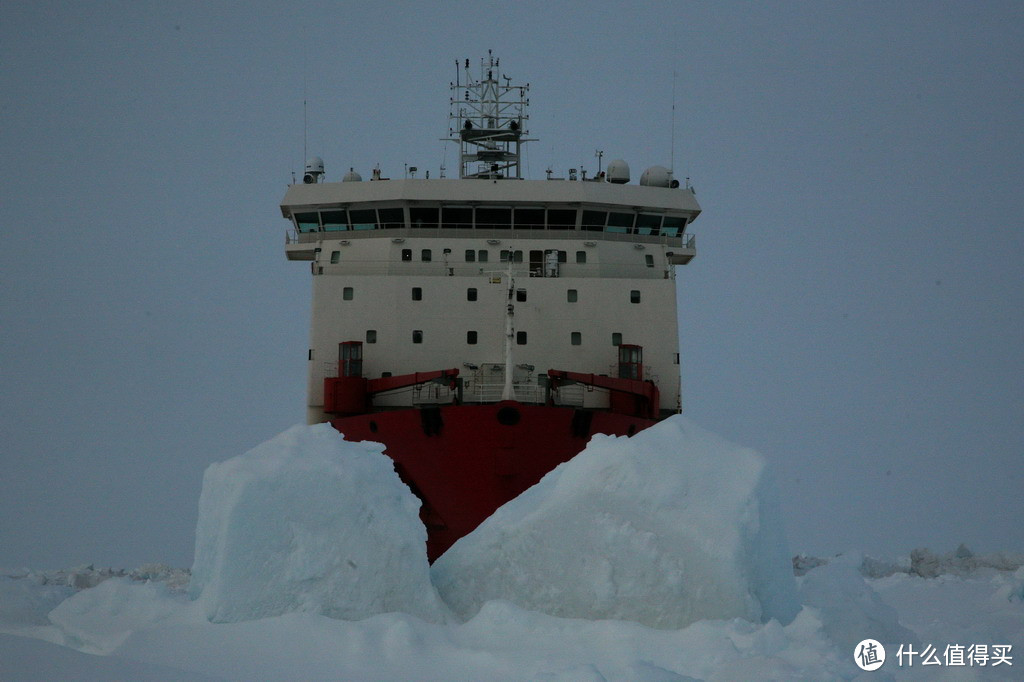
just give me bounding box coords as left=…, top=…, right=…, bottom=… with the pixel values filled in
left=188, top=423, right=448, bottom=624
left=1, top=420, right=1022, bottom=679
left=432, top=416, right=800, bottom=628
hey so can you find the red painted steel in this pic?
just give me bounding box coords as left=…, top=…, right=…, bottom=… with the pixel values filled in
left=329, top=402, right=657, bottom=561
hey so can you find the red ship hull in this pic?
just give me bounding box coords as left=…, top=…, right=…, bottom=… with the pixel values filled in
left=329, top=402, right=657, bottom=561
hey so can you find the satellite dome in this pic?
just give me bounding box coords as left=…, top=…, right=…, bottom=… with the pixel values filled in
left=342, top=168, right=363, bottom=182
left=639, top=165, right=673, bottom=188
left=606, top=159, right=630, bottom=184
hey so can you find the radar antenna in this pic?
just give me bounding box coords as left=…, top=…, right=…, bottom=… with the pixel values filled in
left=448, top=52, right=531, bottom=179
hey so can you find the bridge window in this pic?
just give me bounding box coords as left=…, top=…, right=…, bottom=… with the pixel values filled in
left=343, top=287, right=353, bottom=301
left=548, top=208, right=576, bottom=230
left=581, top=210, right=606, bottom=232
left=635, top=213, right=662, bottom=236
left=514, top=207, right=545, bottom=230
left=571, top=332, right=582, bottom=346
left=467, top=331, right=478, bottom=344
left=349, top=209, right=376, bottom=231
left=477, top=207, right=511, bottom=230
left=607, top=212, right=634, bottom=234
left=378, top=207, right=404, bottom=229
left=295, top=212, right=319, bottom=233
left=661, top=216, right=686, bottom=238
left=410, top=207, right=438, bottom=229
left=322, top=211, right=347, bottom=231
left=441, top=206, right=473, bottom=230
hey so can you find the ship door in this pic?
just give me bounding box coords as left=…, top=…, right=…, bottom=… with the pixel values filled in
left=339, top=341, right=363, bottom=377
left=618, top=344, right=643, bottom=380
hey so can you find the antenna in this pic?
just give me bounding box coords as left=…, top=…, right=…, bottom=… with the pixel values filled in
left=670, top=70, right=677, bottom=176
left=303, top=77, right=308, bottom=169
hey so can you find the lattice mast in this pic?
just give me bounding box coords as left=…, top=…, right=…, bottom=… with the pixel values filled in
left=448, top=51, right=530, bottom=179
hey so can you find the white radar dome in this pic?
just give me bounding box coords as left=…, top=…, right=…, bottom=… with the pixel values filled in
left=640, top=165, right=678, bottom=188
left=606, top=159, right=630, bottom=184
left=342, top=168, right=363, bottom=182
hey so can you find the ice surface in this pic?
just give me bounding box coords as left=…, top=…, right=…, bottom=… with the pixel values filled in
left=188, top=424, right=447, bottom=623
left=432, top=416, right=800, bottom=629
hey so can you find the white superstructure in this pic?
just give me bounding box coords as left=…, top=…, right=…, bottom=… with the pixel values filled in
left=281, top=55, right=700, bottom=425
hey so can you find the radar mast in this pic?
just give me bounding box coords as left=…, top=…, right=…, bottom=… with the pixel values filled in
left=448, top=51, right=530, bottom=179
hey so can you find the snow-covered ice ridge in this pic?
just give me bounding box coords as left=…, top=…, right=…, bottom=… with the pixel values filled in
left=2, top=419, right=1022, bottom=680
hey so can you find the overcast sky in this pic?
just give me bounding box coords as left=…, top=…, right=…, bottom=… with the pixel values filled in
left=2, top=1, right=1022, bottom=569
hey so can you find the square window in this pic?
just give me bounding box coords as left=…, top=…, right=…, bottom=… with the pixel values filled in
left=516, top=331, right=527, bottom=345
left=412, top=330, right=423, bottom=344
left=630, top=290, right=641, bottom=303
left=516, top=289, right=527, bottom=302
left=330, top=250, right=340, bottom=264
left=612, top=332, right=622, bottom=346
left=412, top=287, right=422, bottom=301
left=343, top=287, right=353, bottom=301
left=576, top=251, right=586, bottom=264
left=571, top=332, right=581, bottom=346
left=401, top=249, right=412, bottom=261
left=467, top=331, right=478, bottom=344
left=567, top=289, right=578, bottom=303
left=467, top=288, right=478, bottom=301
left=478, top=250, right=489, bottom=263
left=421, top=249, right=432, bottom=262
left=366, top=330, right=377, bottom=344
left=465, top=249, right=476, bottom=262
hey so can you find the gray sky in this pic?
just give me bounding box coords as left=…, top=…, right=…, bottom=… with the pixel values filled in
left=2, top=1, right=1022, bottom=569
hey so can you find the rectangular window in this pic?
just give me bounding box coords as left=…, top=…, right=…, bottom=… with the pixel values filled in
left=477, top=250, right=489, bottom=263
left=321, top=210, right=347, bottom=231
left=421, top=249, right=432, bottom=262
left=366, top=330, right=377, bottom=344
left=401, top=248, right=412, bottom=261
left=547, top=208, right=576, bottom=230
left=674, top=352, right=680, bottom=364
left=635, top=213, right=662, bottom=236
left=349, top=209, right=377, bottom=231
left=412, top=287, right=422, bottom=301
left=645, top=254, right=654, bottom=268
left=330, top=251, right=340, bottom=264
left=343, top=287, right=353, bottom=301
left=581, top=210, right=606, bottom=232
left=465, top=249, right=476, bottom=262
left=476, top=207, right=511, bottom=230
left=378, top=207, right=404, bottom=230
left=467, top=331, right=478, bottom=345
left=567, top=289, right=578, bottom=302
left=467, top=288, right=478, bottom=301
left=412, top=330, right=423, bottom=344
left=571, top=332, right=582, bottom=346
left=661, top=216, right=686, bottom=238
left=612, top=332, right=622, bottom=346
left=441, top=206, right=473, bottom=230
left=516, top=289, right=527, bottom=302
left=607, top=212, right=634, bottom=234
left=630, top=290, right=641, bottom=304
left=295, top=212, right=320, bottom=233
left=576, top=251, right=587, bottom=264
left=516, top=331, right=527, bottom=345
left=410, top=207, right=438, bottom=229
left=514, top=207, right=545, bottom=230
